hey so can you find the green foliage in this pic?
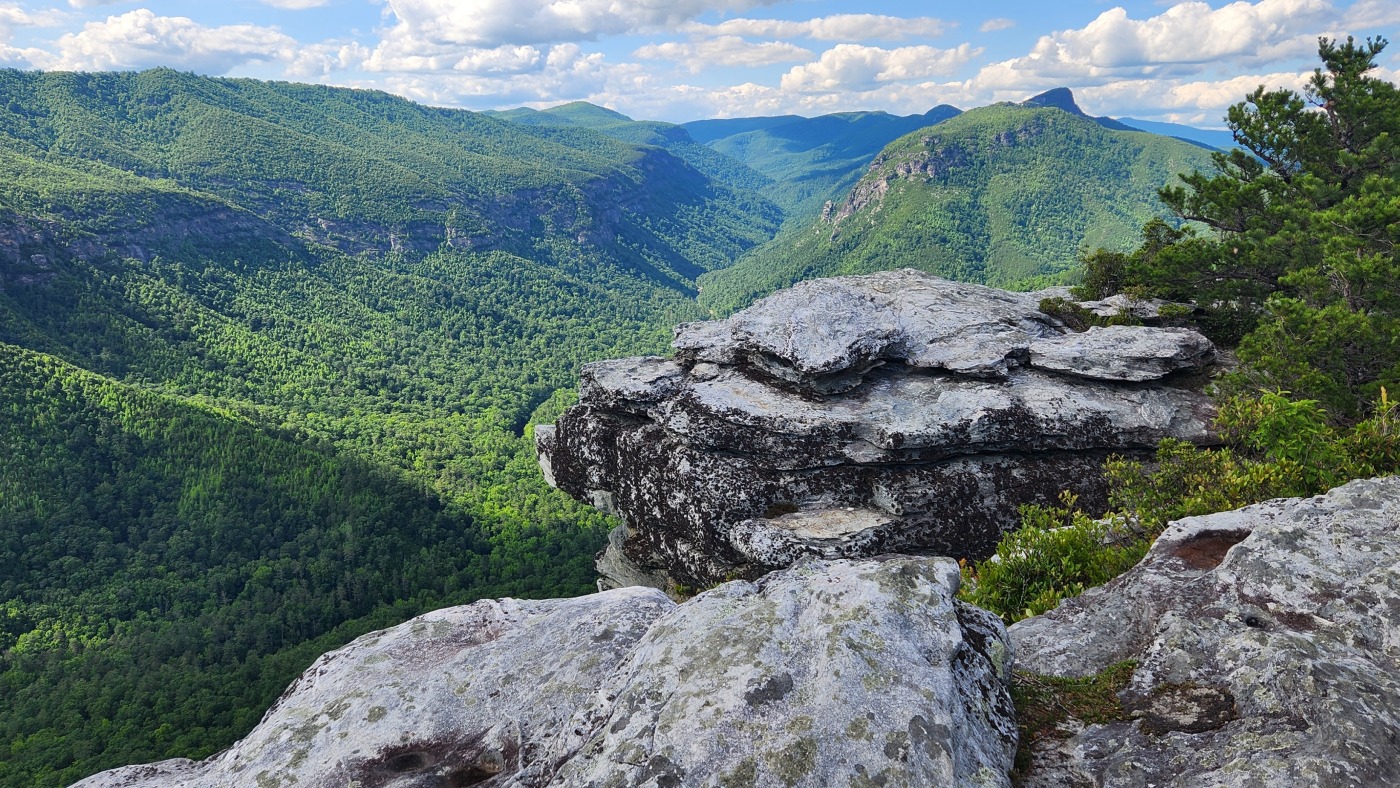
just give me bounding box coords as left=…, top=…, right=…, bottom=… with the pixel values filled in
left=1037, top=296, right=1142, bottom=331
left=1085, top=37, right=1400, bottom=416
left=699, top=104, right=1216, bottom=314
left=1110, top=389, right=1400, bottom=533
left=958, top=493, right=1148, bottom=624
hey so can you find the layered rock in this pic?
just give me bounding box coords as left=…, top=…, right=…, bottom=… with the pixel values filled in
left=77, top=557, right=1018, bottom=788
left=1010, top=477, right=1400, bottom=786
left=537, top=270, right=1218, bottom=590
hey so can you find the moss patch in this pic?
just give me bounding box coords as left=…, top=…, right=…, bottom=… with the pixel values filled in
left=1011, top=660, right=1137, bottom=783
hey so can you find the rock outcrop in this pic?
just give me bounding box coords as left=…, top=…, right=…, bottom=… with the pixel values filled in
left=1010, top=476, right=1400, bottom=786
left=76, top=556, right=1018, bottom=788
left=537, top=270, right=1218, bottom=591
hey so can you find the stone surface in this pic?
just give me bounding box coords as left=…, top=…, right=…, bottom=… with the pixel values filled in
left=526, top=557, right=1017, bottom=788
left=1010, top=477, right=1400, bottom=787
left=75, top=558, right=1018, bottom=788
left=73, top=588, right=675, bottom=788
left=1029, top=325, right=1215, bottom=382
left=539, top=270, right=1218, bottom=590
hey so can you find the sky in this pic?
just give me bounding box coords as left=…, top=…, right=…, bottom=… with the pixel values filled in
left=0, top=1, right=1396, bottom=125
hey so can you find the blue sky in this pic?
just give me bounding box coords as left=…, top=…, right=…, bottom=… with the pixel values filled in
left=0, top=1, right=1396, bottom=124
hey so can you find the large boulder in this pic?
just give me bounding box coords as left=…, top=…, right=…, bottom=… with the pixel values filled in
left=73, top=588, right=675, bottom=788
left=74, top=557, right=1018, bottom=788
left=537, top=270, right=1218, bottom=590
left=1010, top=477, right=1400, bottom=786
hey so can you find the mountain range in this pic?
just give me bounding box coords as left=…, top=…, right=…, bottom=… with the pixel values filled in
left=0, top=69, right=1228, bottom=785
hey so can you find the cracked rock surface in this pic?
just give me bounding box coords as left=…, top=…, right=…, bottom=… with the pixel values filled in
left=75, top=558, right=1017, bottom=788
left=1010, top=477, right=1400, bottom=787
left=538, top=270, right=1218, bottom=590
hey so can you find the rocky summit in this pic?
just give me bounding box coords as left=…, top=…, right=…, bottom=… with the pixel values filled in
left=537, top=269, right=1218, bottom=591
left=76, top=556, right=1018, bottom=788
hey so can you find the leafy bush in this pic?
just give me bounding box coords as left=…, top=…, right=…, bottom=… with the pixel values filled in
left=959, top=492, right=1148, bottom=623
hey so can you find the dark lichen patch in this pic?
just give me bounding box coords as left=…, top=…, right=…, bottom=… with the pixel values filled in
left=347, top=732, right=514, bottom=788
left=1130, top=683, right=1239, bottom=735
left=639, top=754, right=686, bottom=788
left=744, top=672, right=794, bottom=707
left=765, top=736, right=818, bottom=787
left=1170, top=529, right=1250, bottom=570
left=366, top=705, right=387, bottom=723
left=1011, top=661, right=1137, bottom=783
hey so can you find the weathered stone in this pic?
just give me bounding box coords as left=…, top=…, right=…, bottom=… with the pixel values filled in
left=522, top=556, right=1018, bottom=788
left=1029, top=325, right=1215, bottom=382
left=73, top=588, right=674, bottom=788
left=1010, top=477, right=1400, bottom=787
left=75, top=559, right=1017, bottom=788
left=673, top=269, right=1066, bottom=388
left=539, top=270, right=1218, bottom=589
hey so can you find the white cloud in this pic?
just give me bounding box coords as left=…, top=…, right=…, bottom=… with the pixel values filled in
left=376, top=0, right=779, bottom=49
left=975, top=0, right=1334, bottom=92
left=1343, top=0, right=1400, bottom=28
left=36, top=9, right=302, bottom=73
left=66, top=0, right=126, bottom=8
left=781, top=43, right=980, bottom=94
left=260, top=0, right=332, bottom=9
left=979, top=18, right=1016, bottom=33
left=1079, top=70, right=1313, bottom=120
left=684, top=14, right=950, bottom=41
left=634, top=36, right=810, bottom=72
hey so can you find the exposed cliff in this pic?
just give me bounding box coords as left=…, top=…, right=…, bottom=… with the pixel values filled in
left=538, top=270, right=1218, bottom=591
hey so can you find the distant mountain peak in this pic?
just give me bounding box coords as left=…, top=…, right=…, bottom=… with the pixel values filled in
left=1020, top=87, right=1085, bottom=116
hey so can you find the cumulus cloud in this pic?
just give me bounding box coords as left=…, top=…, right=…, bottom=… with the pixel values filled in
left=31, top=9, right=353, bottom=75
left=979, top=18, right=1016, bottom=33
left=1343, top=0, right=1400, bottom=28
left=634, top=36, right=810, bottom=72
left=260, top=0, right=332, bottom=9
left=975, top=0, right=1333, bottom=92
left=781, top=43, right=980, bottom=94
left=376, top=0, right=779, bottom=49
left=684, top=14, right=950, bottom=41
left=1079, top=70, right=1314, bottom=123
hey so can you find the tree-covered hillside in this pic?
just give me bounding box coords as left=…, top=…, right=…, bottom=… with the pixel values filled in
left=697, top=101, right=1217, bottom=314
left=0, top=68, right=779, bottom=785
left=682, top=105, right=963, bottom=219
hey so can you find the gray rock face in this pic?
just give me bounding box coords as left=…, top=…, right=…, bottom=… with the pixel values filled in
left=538, top=270, right=1218, bottom=590
left=75, top=557, right=1018, bottom=788
left=1010, top=477, right=1400, bottom=787
left=1029, top=325, right=1215, bottom=382
left=73, top=588, right=675, bottom=788
left=529, top=557, right=1016, bottom=788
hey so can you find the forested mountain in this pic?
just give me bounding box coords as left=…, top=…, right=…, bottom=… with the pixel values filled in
left=0, top=68, right=779, bottom=785
left=681, top=105, right=963, bottom=219
left=488, top=101, right=774, bottom=194
left=697, top=98, right=1216, bottom=314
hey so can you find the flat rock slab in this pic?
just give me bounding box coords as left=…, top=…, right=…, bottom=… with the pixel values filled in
left=1010, top=477, right=1400, bottom=786
left=1029, top=325, right=1215, bottom=382
left=674, top=269, right=1065, bottom=389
